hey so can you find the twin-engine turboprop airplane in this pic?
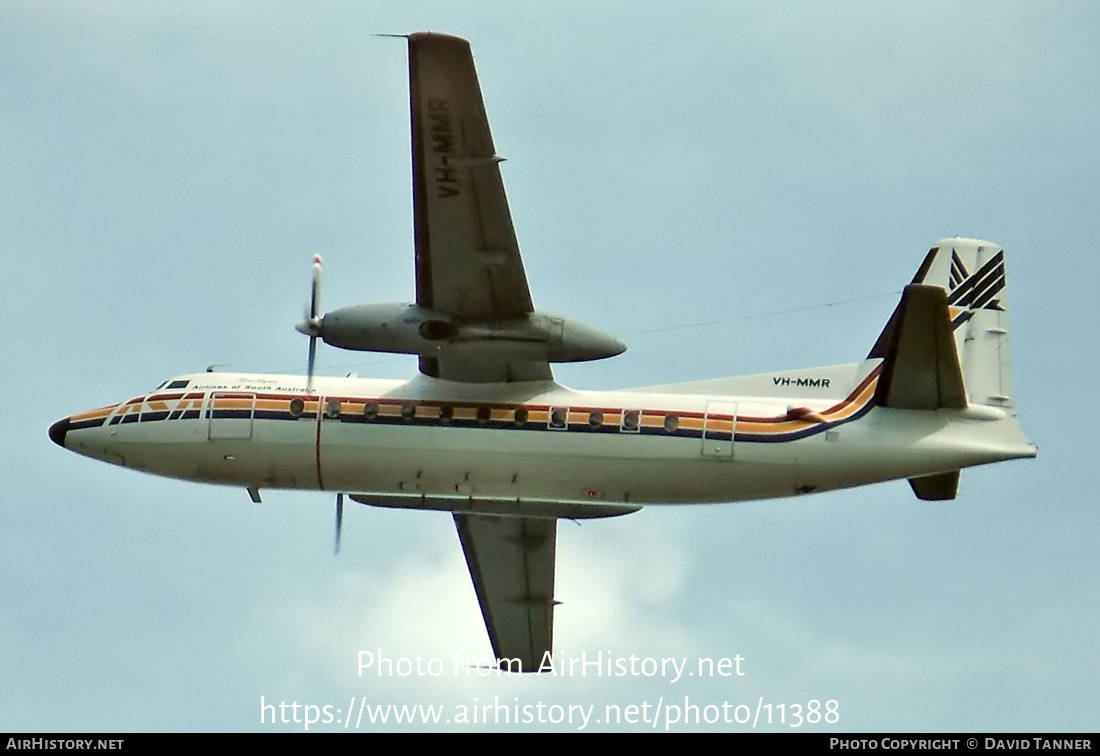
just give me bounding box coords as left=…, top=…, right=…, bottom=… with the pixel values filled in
left=49, top=32, right=1036, bottom=672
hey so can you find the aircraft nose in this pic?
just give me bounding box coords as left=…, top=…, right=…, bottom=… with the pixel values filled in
left=48, top=417, right=70, bottom=449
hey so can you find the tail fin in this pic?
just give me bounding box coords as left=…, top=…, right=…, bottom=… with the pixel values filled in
left=874, top=238, right=1016, bottom=410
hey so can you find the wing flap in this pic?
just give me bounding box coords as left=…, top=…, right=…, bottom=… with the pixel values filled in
left=453, top=513, right=555, bottom=672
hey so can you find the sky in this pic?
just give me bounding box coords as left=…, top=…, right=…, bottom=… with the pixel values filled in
left=2, top=0, right=1098, bottom=733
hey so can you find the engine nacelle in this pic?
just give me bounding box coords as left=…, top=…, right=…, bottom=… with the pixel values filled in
left=320, top=303, right=625, bottom=363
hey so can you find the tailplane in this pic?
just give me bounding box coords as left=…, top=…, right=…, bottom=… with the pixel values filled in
left=869, top=284, right=967, bottom=411
left=871, top=238, right=1023, bottom=500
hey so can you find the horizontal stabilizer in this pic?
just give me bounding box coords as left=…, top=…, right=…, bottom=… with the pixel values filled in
left=908, top=470, right=960, bottom=500
left=870, top=285, right=967, bottom=410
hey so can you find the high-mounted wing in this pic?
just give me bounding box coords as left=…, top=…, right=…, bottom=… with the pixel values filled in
left=407, top=32, right=550, bottom=383
left=453, top=514, right=556, bottom=672
left=306, top=34, right=623, bottom=379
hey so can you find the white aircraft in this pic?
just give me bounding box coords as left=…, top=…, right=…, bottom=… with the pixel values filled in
left=50, top=32, right=1035, bottom=672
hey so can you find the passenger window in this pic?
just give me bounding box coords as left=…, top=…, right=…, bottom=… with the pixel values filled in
left=289, top=398, right=305, bottom=418
left=549, top=407, right=568, bottom=429
left=622, top=410, right=640, bottom=432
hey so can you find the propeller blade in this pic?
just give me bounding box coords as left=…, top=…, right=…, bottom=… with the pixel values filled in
left=306, top=335, right=317, bottom=395
left=310, top=254, right=323, bottom=320
left=334, top=493, right=344, bottom=556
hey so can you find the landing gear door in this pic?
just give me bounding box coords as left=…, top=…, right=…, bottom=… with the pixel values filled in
left=702, top=401, right=736, bottom=458
left=208, top=392, right=256, bottom=440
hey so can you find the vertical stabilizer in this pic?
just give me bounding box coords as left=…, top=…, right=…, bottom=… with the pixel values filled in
left=908, top=238, right=1014, bottom=409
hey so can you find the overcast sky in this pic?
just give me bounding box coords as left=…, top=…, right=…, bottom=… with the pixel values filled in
left=3, top=1, right=1098, bottom=732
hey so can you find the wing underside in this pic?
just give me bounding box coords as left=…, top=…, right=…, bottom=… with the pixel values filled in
left=407, top=32, right=551, bottom=383
left=453, top=513, right=556, bottom=672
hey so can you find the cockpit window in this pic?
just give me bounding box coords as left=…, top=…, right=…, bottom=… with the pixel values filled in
left=166, top=379, right=190, bottom=390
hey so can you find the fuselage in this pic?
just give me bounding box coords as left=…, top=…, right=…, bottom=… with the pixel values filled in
left=49, top=365, right=1036, bottom=510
